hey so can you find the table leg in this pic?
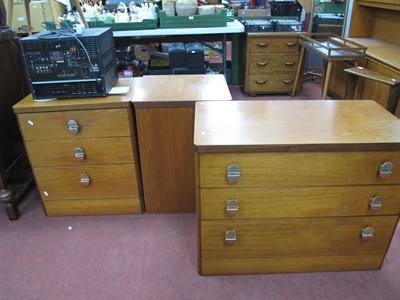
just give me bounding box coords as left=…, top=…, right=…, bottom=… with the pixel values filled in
left=222, top=34, right=227, bottom=80
left=322, top=60, right=333, bottom=100
left=292, top=46, right=305, bottom=97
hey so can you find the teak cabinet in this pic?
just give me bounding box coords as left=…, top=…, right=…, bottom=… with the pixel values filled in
left=244, top=32, right=303, bottom=95
left=13, top=79, right=144, bottom=216
left=132, top=74, right=231, bottom=213
left=194, top=100, right=400, bottom=275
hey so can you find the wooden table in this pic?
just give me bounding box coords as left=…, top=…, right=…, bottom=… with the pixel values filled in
left=195, top=99, right=400, bottom=275
left=133, top=74, right=232, bottom=213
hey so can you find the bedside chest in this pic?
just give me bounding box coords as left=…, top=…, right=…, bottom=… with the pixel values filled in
left=13, top=78, right=144, bottom=216
left=194, top=100, right=400, bottom=275
left=244, top=33, right=303, bottom=96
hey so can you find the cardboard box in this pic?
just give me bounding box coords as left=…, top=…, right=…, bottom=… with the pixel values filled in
left=5, top=0, right=67, bottom=33
left=237, top=9, right=268, bottom=18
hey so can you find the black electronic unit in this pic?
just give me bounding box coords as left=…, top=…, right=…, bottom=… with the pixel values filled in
left=185, top=42, right=204, bottom=69
left=168, top=43, right=186, bottom=69
left=19, top=27, right=118, bottom=99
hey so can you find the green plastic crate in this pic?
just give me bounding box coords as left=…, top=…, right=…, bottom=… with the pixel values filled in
left=159, top=9, right=227, bottom=29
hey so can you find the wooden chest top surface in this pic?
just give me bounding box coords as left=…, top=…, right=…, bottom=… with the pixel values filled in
left=132, top=74, right=232, bottom=107
left=194, top=100, right=400, bottom=152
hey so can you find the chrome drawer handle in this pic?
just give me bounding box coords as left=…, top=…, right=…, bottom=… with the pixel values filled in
left=256, top=61, right=268, bottom=67
left=369, top=196, right=383, bottom=211
left=68, top=120, right=79, bottom=134
left=74, top=147, right=85, bottom=161
left=282, top=79, right=294, bottom=84
left=255, top=79, right=267, bottom=85
left=361, top=226, right=374, bottom=240
left=227, top=164, right=240, bottom=182
left=378, top=161, right=393, bottom=179
left=285, top=42, right=297, bottom=47
left=226, top=199, right=239, bottom=215
left=284, top=61, right=295, bottom=66
left=225, top=230, right=237, bottom=245
left=80, top=173, right=90, bottom=186
left=257, top=42, right=269, bottom=47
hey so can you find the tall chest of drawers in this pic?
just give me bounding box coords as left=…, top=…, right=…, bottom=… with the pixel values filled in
left=13, top=79, right=144, bottom=216
left=194, top=100, right=400, bottom=275
left=244, top=32, right=303, bottom=96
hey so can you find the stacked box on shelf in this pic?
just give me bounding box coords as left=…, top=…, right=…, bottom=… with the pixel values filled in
left=159, top=9, right=227, bottom=29
left=46, top=19, right=158, bottom=31
left=88, top=19, right=158, bottom=30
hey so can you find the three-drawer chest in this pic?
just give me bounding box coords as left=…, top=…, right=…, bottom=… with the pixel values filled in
left=13, top=79, right=144, bottom=216
left=194, top=100, right=400, bottom=275
left=244, top=32, right=303, bottom=96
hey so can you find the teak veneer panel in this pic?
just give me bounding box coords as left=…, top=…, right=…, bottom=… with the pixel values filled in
left=44, top=198, right=142, bottom=216
left=201, top=216, right=398, bottom=259
left=17, top=108, right=134, bottom=141
left=200, top=185, right=400, bottom=219
left=25, top=137, right=136, bottom=167
left=199, top=151, right=400, bottom=187
left=200, top=255, right=384, bottom=275
left=135, top=106, right=195, bottom=213
left=34, top=164, right=139, bottom=200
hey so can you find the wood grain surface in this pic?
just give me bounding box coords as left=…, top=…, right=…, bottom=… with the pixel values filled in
left=194, top=100, right=400, bottom=152
left=200, top=185, right=400, bottom=219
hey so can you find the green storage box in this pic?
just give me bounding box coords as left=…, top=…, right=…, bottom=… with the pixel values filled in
left=159, top=9, right=227, bottom=29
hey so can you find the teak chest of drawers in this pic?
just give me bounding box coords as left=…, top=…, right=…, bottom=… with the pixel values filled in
left=13, top=79, right=144, bottom=216
left=244, top=32, right=303, bottom=96
left=194, top=100, right=400, bottom=275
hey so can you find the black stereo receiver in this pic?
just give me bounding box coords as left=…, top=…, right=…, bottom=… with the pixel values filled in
left=19, top=27, right=118, bottom=100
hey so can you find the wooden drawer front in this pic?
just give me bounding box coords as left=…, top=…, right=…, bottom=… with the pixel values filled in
left=34, top=164, right=139, bottom=200
left=246, top=74, right=295, bottom=92
left=17, top=108, right=133, bottom=141
left=201, top=216, right=398, bottom=259
left=44, top=198, right=143, bottom=216
left=248, top=54, right=298, bottom=74
left=199, top=152, right=400, bottom=187
left=200, top=185, right=400, bottom=219
left=201, top=254, right=385, bottom=275
left=249, top=37, right=299, bottom=53
left=26, top=137, right=135, bottom=167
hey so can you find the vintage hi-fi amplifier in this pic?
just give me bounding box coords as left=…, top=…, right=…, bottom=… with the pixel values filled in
left=19, top=27, right=117, bottom=100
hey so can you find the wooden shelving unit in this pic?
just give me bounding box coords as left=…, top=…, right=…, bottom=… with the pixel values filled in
left=328, top=0, right=400, bottom=117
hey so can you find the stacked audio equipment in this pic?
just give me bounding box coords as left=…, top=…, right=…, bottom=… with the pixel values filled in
left=19, top=27, right=117, bottom=100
